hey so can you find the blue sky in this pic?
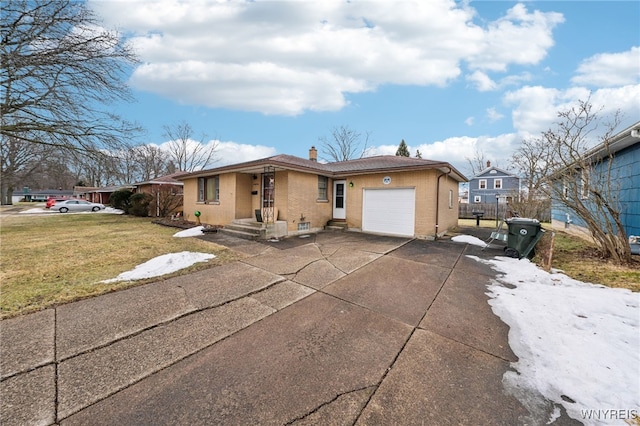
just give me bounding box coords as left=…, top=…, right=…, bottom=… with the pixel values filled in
left=90, top=0, right=640, bottom=177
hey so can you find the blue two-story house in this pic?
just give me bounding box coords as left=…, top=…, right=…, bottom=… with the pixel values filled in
left=551, top=121, right=640, bottom=239
left=468, top=162, right=521, bottom=204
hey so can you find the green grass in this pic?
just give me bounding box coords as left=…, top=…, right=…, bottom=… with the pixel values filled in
left=0, top=213, right=240, bottom=318
left=547, top=231, right=640, bottom=292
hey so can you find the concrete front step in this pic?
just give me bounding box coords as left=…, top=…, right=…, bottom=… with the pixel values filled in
left=325, top=220, right=347, bottom=231
left=219, top=228, right=262, bottom=241
left=219, top=221, right=264, bottom=240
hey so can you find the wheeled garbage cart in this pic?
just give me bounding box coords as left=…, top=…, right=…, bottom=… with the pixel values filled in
left=504, top=218, right=545, bottom=259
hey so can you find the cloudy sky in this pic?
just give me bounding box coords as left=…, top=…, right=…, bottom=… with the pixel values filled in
left=89, top=0, right=640, bottom=176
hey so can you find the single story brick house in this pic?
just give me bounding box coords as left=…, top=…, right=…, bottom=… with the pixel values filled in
left=178, top=147, right=467, bottom=239
left=133, top=172, right=186, bottom=217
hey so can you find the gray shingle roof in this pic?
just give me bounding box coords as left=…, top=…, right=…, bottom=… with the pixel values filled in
left=180, top=154, right=467, bottom=182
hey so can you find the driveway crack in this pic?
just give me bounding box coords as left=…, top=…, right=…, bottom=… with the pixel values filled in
left=284, top=385, right=378, bottom=425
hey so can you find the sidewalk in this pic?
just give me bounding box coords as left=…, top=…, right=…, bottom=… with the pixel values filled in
left=1, top=231, right=577, bottom=425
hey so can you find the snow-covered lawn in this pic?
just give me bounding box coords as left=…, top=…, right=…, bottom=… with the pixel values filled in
left=173, top=225, right=205, bottom=237
left=100, top=251, right=215, bottom=283
left=452, top=234, right=487, bottom=247
left=19, top=206, right=124, bottom=215
left=470, top=254, right=639, bottom=425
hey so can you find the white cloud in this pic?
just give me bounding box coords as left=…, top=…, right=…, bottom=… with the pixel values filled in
left=214, top=141, right=277, bottom=166
left=504, top=84, right=640, bottom=135
left=465, top=116, right=475, bottom=126
left=467, top=4, right=564, bottom=72
left=157, top=139, right=276, bottom=168
left=467, top=70, right=497, bottom=91
left=572, top=46, right=640, bottom=87
left=90, top=0, right=564, bottom=115
left=486, top=107, right=504, bottom=122
left=369, top=133, right=519, bottom=177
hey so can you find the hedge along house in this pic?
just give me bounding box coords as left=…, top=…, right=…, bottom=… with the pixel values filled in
left=551, top=121, right=640, bottom=240
left=178, top=147, right=467, bottom=240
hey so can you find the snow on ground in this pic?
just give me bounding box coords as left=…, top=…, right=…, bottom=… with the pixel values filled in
left=173, top=226, right=204, bottom=237
left=100, top=251, right=215, bottom=283
left=451, top=234, right=488, bottom=247
left=471, top=255, right=640, bottom=425
left=18, top=207, right=124, bottom=215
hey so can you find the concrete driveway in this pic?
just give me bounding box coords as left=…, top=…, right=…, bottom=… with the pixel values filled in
left=1, top=230, right=577, bottom=425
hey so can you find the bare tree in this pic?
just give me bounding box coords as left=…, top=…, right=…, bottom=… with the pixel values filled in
left=1, top=0, right=141, bottom=201
left=162, top=122, right=218, bottom=172
left=465, top=147, right=489, bottom=177
left=541, top=100, right=631, bottom=264
left=508, top=136, right=553, bottom=218
left=319, top=125, right=371, bottom=162
left=0, top=136, right=49, bottom=203
left=153, top=185, right=183, bottom=218
left=135, top=145, right=170, bottom=181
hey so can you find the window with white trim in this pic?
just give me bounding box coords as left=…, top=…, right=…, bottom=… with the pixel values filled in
left=494, top=179, right=502, bottom=189
left=474, top=195, right=482, bottom=203
left=198, top=176, right=219, bottom=202
left=317, top=176, right=328, bottom=200
left=479, top=179, right=487, bottom=189
left=449, top=190, right=453, bottom=209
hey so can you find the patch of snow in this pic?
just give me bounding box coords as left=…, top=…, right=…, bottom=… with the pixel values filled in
left=471, top=255, right=640, bottom=425
left=19, top=208, right=56, bottom=214
left=99, top=207, right=124, bottom=214
left=452, top=234, right=487, bottom=247
left=100, top=251, right=215, bottom=283
left=173, top=226, right=204, bottom=237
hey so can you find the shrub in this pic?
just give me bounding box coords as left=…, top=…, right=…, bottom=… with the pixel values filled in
left=110, top=189, right=133, bottom=213
left=129, top=192, right=153, bottom=217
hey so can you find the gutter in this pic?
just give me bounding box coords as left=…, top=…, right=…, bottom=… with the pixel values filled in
left=435, top=167, right=452, bottom=240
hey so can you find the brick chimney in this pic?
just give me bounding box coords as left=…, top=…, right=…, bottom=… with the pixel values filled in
left=486, top=160, right=491, bottom=168
left=309, top=146, right=318, bottom=162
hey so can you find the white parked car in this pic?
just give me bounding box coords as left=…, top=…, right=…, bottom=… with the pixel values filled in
left=55, top=199, right=106, bottom=213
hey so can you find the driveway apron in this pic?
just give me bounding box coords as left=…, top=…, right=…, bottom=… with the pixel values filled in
left=1, top=232, right=575, bottom=425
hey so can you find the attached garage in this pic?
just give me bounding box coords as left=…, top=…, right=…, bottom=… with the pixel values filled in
left=362, top=188, right=416, bottom=237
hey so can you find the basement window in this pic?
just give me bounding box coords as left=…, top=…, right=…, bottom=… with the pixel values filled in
left=298, top=222, right=310, bottom=231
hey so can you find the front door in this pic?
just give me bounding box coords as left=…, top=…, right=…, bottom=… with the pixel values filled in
left=333, top=180, right=346, bottom=219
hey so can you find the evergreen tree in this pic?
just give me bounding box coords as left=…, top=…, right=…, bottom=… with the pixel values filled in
left=395, top=139, right=410, bottom=157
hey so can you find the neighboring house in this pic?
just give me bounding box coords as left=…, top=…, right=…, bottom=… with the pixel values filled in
left=133, top=172, right=187, bottom=217
left=75, top=185, right=135, bottom=205
left=468, top=162, right=521, bottom=204
left=178, top=147, right=467, bottom=240
left=21, top=189, right=75, bottom=202
left=551, top=121, right=640, bottom=239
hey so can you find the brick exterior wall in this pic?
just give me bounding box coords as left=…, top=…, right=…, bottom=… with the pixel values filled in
left=182, top=168, right=459, bottom=238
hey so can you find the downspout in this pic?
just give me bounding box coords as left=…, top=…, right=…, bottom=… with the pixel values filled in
left=435, top=167, right=452, bottom=240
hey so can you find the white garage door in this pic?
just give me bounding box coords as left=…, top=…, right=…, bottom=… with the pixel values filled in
left=362, top=188, right=415, bottom=237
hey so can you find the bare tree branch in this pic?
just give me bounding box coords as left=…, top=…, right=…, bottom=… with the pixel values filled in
left=162, top=121, right=218, bottom=172
left=319, top=125, right=371, bottom=162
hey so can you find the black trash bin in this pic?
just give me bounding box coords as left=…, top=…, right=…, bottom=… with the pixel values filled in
left=504, top=218, right=545, bottom=259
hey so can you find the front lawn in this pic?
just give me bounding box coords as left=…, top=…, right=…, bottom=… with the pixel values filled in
left=457, top=218, right=640, bottom=292
left=0, top=213, right=239, bottom=318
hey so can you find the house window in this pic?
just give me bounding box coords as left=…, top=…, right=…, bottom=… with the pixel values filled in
left=494, top=179, right=502, bottom=189
left=298, top=222, right=310, bottom=231
left=317, top=176, right=328, bottom=201
left=474, top=195, right=482, bottom=203
left=197, top=176, right=219, bottom=202
left=449, top=190, right=453, bottom=209
left=479, top=179, right=487, bottom=189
